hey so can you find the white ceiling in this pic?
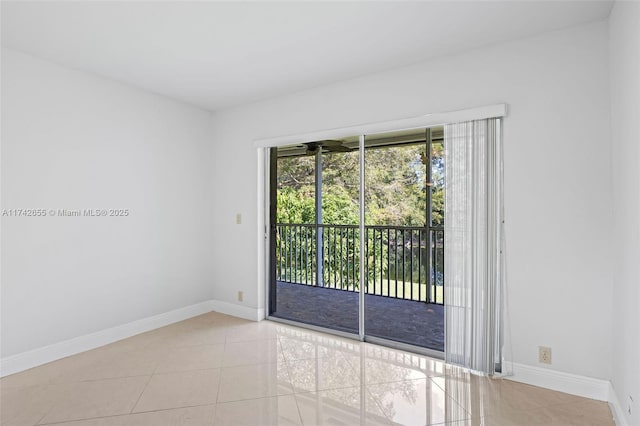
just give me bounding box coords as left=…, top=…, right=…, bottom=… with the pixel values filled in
left=1, top=1, right=613, bottom=112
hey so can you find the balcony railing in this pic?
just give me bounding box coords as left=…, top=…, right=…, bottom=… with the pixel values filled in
left=276, top=223, right=444, bottom=305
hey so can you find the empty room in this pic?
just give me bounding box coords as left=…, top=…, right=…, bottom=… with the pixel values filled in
left=1, top=1, right=638, bottom=425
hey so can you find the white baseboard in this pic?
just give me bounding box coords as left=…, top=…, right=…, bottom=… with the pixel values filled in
left=608, top=383, right=629, bottom=426
left=0, top=299, right=266, bottom=378
left=0, top=300, right=215, bottom=377
left=209, top=300, right=263, bottom=322
left=506, top=362, right=611, bottom=401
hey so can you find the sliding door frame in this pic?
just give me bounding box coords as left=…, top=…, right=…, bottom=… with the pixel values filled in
left=257, top=104, right=507, bottom=355
left=358, top=135, right=365, bottom=339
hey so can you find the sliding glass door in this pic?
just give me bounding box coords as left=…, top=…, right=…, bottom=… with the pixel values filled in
left=268, top=128, right=445, bottom=352
left=362, top=128, right=444, bottom=352
left=269, top=139, right=361, bottom=334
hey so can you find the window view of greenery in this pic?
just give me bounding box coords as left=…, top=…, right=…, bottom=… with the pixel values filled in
left=277, top=143, right=444, bottom=226
left=275, top=129, right=444, bottom=304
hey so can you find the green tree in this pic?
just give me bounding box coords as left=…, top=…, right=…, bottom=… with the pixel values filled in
left=275, top=140, right=445, bottom=295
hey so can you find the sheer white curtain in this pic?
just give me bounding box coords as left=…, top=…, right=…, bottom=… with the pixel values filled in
left=444, top=118, right=503, bottom=375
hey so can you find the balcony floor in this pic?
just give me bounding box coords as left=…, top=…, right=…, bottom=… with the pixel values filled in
left=272, top=281, right=444, bottom=352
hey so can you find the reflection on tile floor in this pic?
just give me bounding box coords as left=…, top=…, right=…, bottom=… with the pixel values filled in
left=0, top=312, right=614, bottom=426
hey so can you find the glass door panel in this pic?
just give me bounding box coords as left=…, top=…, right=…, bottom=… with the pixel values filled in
left=363, top=128, right=445, bottom=352
left=269, top=140, right=360, bottom=335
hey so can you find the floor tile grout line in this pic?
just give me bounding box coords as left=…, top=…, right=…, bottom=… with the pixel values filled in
left=54, top=372, right=157, bottom=385
left=129, top=373, right=155, bottom=414
left=217, top=391, right=297, bottom=405
left=214, top=340, right=225, bottom=405
left=32, top=375, right=155, bottom=425
left=363, top=385, right=395, bottom=425
left=291, top=383, right=364, bottom=395
left=428, top=376, right=504, bottom=422
left=36, top=402, right=217, bottom=426
left=35, top=398, right=57, bottom=426
left=361, top=373, right=448, bottom=388
left=219, top=358, right=290, bottom=369
left=224, top=337, right=281, bottom=344
left=359, top=342, right=394, bottom=426
left=214, top=394, right=304, bottom=425
left=290, top=393, right=305, bottom=426
left=275, top=340, right=296, bottom=392
left=289, top=380, right=393, bottom=424
left=154, top=363, right=225, bottom=375
left=131, top=402, right=213, bottom=416
left=277, top=335, right=305, bottom=425
left=150, top=366, right=223, bottom=376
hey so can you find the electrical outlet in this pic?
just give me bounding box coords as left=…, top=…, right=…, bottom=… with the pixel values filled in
left=237, top=291, right=243, bottom=302
left=236, top=213, right=242, bottom=224
left=539, top=346, right=552, bottom=364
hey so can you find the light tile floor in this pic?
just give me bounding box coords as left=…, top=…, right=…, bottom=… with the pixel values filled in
left=0, top=312, right=614, bottom=426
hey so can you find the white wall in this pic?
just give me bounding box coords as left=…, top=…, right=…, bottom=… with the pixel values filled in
left=211, top=21, right=613, bottom=380
left=609, top=1, right=640, bottom=423
left=1, top=48, right=214, bottom=358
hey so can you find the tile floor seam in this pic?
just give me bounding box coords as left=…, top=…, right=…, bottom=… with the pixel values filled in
left=149, top=366, right=222, bottom=376
left=59, top=372, right=155, bottom=385
left=129, top=374, right=155, bottom=414
left=35, top=403, right=217, bottom=426
left=290, top=393, right=306, bottom=426
left=216, top=391, right=296, bottom=405
left=219, top=360, right=287, bottom=369
left=35, top=397, right=56, bottom=426
left=215, top=393, right=295, bottom=406
left=132, top=402, right=217, bottom=416
left=160, top=341, right=227, bottom=349
left=427, top=376, right=474, bottom=420
left=29, top=376, right=153, bottom=426
left=364, top=383, right=395, bottom=425
left=290, top=383, right=365, bottom=395
left=278, top=346, right=315, bottom=410
left=153, top=363, right=225, bottom=375
left=373, top=376, right=475, bottom=425
left=277, top=340, right=298, bottom=396
left=132, top=368, right=222, bottom=413
left=363, top=374, right=447, bottom=387
left=224, top=337, right=279, bottom=344
left=214, top=345, right=224, bottom=405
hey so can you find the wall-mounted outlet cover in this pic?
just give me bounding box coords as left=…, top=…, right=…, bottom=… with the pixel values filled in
left=538, top=346, right=552, bottom=364
left=237, top=291, right=243, bottom=302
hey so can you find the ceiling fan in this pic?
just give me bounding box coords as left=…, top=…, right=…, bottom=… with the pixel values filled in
left=303, top=140, right=353, bottom=155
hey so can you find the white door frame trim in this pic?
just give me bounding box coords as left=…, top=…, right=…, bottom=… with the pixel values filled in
left=254, top=104, right=507, bottom=148
left=255, top=103, right=508, bottom=320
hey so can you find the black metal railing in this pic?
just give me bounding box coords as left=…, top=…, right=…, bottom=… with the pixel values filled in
left=275, top=223, right=444, bottom=305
